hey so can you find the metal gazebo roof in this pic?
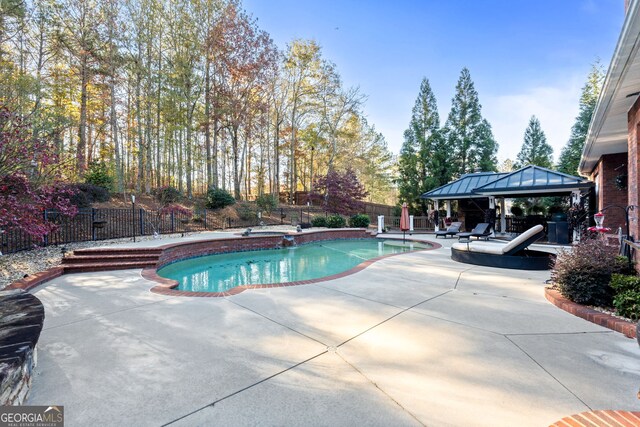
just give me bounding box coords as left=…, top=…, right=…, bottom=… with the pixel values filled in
left=420, top=166, right=593, bottom=201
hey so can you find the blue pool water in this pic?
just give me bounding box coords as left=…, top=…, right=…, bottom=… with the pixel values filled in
left=157, top=239, right=431, bottom=293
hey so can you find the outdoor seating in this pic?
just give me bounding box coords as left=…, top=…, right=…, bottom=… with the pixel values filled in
left=456, top=222, right=492, bottom=240
left=435, top=222, right=462, bottom=238
left=450, top=224, right=554, bottom=270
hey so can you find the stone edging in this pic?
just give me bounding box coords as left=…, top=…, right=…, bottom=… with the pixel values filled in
left=7, top=267, right=64, bottom=292
left=544, top=288, right=637, bottom=339
left=143, top=240, right=442, bottom=297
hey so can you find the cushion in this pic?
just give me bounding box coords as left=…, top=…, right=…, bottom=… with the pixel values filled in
left=501, top=225, right=544, bottom=254
left=451, top=242, right=505, bottom=255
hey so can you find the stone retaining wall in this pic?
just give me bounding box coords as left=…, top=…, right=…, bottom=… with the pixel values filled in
left=0, top=290, right=45, bottom=405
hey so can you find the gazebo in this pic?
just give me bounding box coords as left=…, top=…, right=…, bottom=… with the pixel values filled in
left=421, top=165, right=594, bottom=235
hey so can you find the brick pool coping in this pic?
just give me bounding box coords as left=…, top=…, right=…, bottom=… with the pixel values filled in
left=6, top=230, right=441, bottom=297
left=550, top=410, right=640, bottom=426
left=545, top=288, right=637, bottom=339
left=143, top=239, right=442, bottom=297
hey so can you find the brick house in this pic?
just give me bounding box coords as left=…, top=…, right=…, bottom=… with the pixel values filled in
left=579, top=0, right=640, bottom=240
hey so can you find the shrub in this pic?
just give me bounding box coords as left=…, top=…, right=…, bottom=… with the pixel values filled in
left=155, top=186, right=182, bottom=205
left=551, top=237, right=629, bottom=306
left=610, top=274, right=640, bottom=320
left=326, top=215, right=346, bottom=228
left=255, top=193, right=278, bottom=214
left=69, top=188, right=91, bottom=208
left=237, top=203, right=256, bottom=221
left=68, top=183, right=110, bottom=208
left=349, top=214, right=370, bottom=228
left=206, top=187, right=235, bottom=209
left=311, top=216, right=327, bottom=227
left=510, top=206, right=523, bottom=217
left=84, top=161, right=114, bottom=192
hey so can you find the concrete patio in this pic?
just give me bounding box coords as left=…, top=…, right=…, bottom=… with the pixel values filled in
left=27, top=234, right=640, bottom=426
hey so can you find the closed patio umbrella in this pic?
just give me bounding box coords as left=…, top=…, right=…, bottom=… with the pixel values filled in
left=400, top=202, right=410, bottom=243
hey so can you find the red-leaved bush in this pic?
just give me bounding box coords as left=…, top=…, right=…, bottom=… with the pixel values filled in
left=0, top=107, right=77, bottom=240
left=309, top=169, right=368, bottom=216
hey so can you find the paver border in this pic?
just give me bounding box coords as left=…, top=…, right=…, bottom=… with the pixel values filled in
left=545, top=287, right=637, bottom=339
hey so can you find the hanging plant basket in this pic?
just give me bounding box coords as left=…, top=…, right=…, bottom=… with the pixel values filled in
left=615, top=174, right=627, bottom=190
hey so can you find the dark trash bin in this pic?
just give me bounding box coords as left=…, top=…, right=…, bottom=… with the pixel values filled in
left=547, top=221, right=569, bottom=244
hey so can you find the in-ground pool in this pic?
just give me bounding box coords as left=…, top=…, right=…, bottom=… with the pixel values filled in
left=157, top=239, right=431, bottom=293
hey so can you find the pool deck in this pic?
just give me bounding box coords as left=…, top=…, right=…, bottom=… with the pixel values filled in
left=27, top=232, right=640, bottom=426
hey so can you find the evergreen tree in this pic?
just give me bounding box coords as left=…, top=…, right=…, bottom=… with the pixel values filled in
left=397, top=129, right=420, bottom=212
left=515, top=116, right=554, bottom=169
left=444, top=68, right=498, bottom=176
left=397, top=77, right=442, bottom=213
left=557, top=62, right=605, bottom=175
left=476, top=119, right=499, bottom=172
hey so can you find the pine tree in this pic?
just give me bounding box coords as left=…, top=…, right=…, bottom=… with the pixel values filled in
left=444, top=68, right=498, bottom=176
left=397, top=78, right=442, bottom=213
left=557, top=62, right=605, bottom=175
left=476, top=119, right=498, bottom=172
left=397, top=129, right=420, bottom=212
left=515, top=116, right=554, bottom=168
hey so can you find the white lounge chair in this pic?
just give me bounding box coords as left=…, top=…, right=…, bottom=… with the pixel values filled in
left=450, top=225, right=553, bottom=270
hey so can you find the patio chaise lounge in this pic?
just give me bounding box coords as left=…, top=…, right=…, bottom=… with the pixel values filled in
left=435, top=222, right=462, bottom=238
left=456, top=222, right=492, bottom=241
left=450, top=225, right=554, bottom=270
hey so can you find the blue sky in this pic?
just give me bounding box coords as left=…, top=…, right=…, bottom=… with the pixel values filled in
left=243, top=0, right=625, bottom=164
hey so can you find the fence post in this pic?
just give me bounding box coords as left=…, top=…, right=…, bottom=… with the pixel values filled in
left=204, top=209, right=207, bottom=229
left=171, top=211, right=175, bottom=233
left=43, top=210, right=49, bottom=247
left=139, top=208, right=144, bottom=236
left=91, top=208, right=96, bottom=241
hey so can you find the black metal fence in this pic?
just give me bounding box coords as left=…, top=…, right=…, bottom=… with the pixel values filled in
left=0, top=205, right=333, bottom=254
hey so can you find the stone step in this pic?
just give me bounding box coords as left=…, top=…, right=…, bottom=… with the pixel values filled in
left=62, top=261, right=158, bottom=273
left=72, top=248, right=163, bottom=256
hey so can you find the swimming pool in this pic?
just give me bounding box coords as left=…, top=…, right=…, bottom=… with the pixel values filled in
left=157, top=239, right=431, bottom=293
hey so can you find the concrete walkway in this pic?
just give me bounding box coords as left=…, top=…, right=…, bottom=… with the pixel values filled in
left=27, top=234, right=640, bottom=426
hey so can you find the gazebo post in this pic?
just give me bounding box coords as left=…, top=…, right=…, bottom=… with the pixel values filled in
left=500, top=197, right=506, bottom=234
left=572, top=190, right=582, bottom=242
left=434, top=200, right=440, bottom=232
left=445, top=200, right=452, bottom=219
left=488, top=196, right=496, bottom=237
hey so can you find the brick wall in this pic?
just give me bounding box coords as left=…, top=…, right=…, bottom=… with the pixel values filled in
left=157, top=229, right=374, bottom=269
left=628, top=97, right=640, bottom=243
left=590, top=153, right=628, bottom=230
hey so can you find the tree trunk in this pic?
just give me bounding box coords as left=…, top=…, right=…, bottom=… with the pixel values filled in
left=232, top=126, right=240, bottom=199
left=205, top=58, right=212, bottom=188
left=289, top=105, right=296, bottom=204
left=77, top=55, right=88, bottom=173
left=135, top=63, right=143, bottom=193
